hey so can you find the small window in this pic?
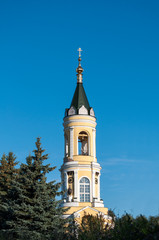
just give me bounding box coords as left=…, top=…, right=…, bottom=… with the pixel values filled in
left=78, top=131, right=89, bottom=155
left=79, top=177, right=90, bottom=202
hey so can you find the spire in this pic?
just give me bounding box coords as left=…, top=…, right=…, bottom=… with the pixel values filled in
left=70, top=83, right=90, bottom=110
left=64, top=49, right=95, bottom=118
left=76, top=48, right=83, bottom=83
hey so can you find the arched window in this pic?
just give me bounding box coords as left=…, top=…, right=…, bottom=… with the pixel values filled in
left=79, top=177, right=90, bottom=202
left=78, top=131, right=89, bottom=155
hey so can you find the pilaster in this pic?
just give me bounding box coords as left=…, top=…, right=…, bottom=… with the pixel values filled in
left=74, top=169, right=78, bottom=201
left=92, top=169, right=96, bottom=201
left=98, top=173, right=101, bottom=201
left=64, top=171, right=67, bottom=199
left=70, top=127, right=74, bottom=158
left=92, top=128, right=96, bottom=161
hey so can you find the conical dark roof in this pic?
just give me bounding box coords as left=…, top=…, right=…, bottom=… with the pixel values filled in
left=70, top=83, right=90, bottom=110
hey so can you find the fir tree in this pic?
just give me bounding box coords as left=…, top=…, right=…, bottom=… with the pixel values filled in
left=0, top=152, right=18, bottom=200
left=0, top=138, right=67, bottom=240
left=0, top=152, right=19, bottom=237
left=0, top=154, right=8, bottom=200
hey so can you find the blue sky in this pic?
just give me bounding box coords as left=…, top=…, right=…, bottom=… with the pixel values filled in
left=0, top=0, right=159, bottom=217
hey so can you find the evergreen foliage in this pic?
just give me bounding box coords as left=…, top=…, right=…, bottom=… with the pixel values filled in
left=65, top=218, right=79, bottom=240
left=78, top=214, right=106, bottom=240
left=0, top=138, right=67, bottom=240
left=108, top=213, right=159, bottom=240
left=0, top=152, right=19, bottom=230
left=1, top=141, right=159, bottom=240
left=0, top=152, right=18, bottom=200
left=66, top=212, right=159, bottom=240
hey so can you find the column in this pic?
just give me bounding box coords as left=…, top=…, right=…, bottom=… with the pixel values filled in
left=94, top=129, right=96, bottom=158
left=74, top=169, right=78, bottom=202
left=98, top=173, right=101, bottom=201
left=92, top=128, right=96, bottom=161
left=70, top=127, right=74, bottom=159
left=64, top=171, right=67, bottom=199
left=64, top=134, right=66, bottom=157
left=92, top=169, right=95, bottom=201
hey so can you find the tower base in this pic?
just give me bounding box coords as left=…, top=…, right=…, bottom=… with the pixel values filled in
left=63, top=205, right=112, bottom=225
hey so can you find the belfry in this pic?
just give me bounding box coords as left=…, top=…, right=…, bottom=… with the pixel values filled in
left=60, top=49, right=109, bottom=222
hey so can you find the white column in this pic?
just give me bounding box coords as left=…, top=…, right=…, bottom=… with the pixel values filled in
left=77, top=136, right=78, bottom=155
left=64, top=135, right=66, bottom=157
left=88, top=135, right=90, bottom=156
left=74, top=169, right=78, bottom=202
left=98, top=173, right=101, bottom=201
left=94, top=129, right=96, bottom=158
left=92, top=169, right=95, bottom=201
left=61, top=171, right=64, bottom=199
left=64, top=171, right=67, bottom=199
left=70, top=127, right=74, bottom=159
left=92, top=128, right=96, bottom=161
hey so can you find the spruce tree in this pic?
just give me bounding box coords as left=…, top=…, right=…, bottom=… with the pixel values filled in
left=0, top=152, right=18, bottom=200
left=0, top=154, right=8, bottom=200
left=0, top=152, right=19, bottom=238
left=0, top=138, right=67, bottom=240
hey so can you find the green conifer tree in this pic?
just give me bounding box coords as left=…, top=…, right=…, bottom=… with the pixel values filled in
left=78, top=214, right=106, bottom=240
left=0, top=152, right=18, bottom=200
left=0, top=138, right=67, bottom=240
left=0, top=152, right=19, bottom=238
left=0, top=154, right=8, bottom=200
left=0, top=152, right=18, bottom=203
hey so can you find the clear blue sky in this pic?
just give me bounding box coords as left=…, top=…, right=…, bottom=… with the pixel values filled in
left=0, top=0, right=159, bottom=217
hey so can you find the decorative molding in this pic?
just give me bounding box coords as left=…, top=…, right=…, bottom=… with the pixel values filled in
left=74, top=206, right=104, bottom=215
left=79, top=105, right=88, bottom=115
left=61, top=202, right=79, bottom=207
left=92, top=202, right=104, bottom=208
left=64, top=126, right=96, bottom=132
left=61, top=162, right=101, bottom=171
left=95, top=178, right=98, bottom=184
left=64, top=115, right=96, bottom=124
left=64, top=114, right=96, bottom=120
left=91, top=162, right=101, bottom=169
left=63, top=119, right=97, bottom=127
left=78, top=175, right=90, bottom=183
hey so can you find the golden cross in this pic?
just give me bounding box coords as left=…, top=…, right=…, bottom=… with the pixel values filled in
left=77, top=48, right=82, bottom=57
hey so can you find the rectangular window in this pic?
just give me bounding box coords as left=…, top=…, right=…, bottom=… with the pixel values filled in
left=80, top=194, right=84, bottom=202
left=80, top=185, right=84, bottom=193
left=85, top=185, right=90, bottom=193
left=85, top=194, right=90, bottom=202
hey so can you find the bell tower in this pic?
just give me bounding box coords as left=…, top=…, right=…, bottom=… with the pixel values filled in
left=60, top=49, right=109, bottom=221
